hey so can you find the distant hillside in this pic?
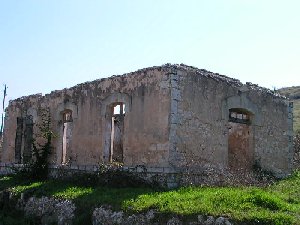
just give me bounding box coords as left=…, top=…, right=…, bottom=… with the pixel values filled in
left=278, top=86, right=300, bottom=132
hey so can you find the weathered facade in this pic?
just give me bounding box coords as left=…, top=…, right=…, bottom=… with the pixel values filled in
left=0, top=64, right=294, bottom=181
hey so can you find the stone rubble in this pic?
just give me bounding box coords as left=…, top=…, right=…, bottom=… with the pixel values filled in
left=0, top=190, right=235, bottom=225
left=24, top=196, right=75, bottom=225
left=92, top=206, right=233, bottom=225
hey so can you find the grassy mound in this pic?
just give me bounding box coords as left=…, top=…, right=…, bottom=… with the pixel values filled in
left=1, top=171, right=300, bottom=225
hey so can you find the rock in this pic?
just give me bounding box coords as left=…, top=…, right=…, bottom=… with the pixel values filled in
left=167, top=217, right=183, bottom=225
left=198, top=215, right=205, bottom=223
left=188, top=222, right=199, bottom=225
left=215, top=217, right=226, bottom=225
left=92, top=207, right=113, bottom=225
left=125, top=214, right=147, bottom=225
left=111, top=211, right=124, bottom=224
left=24, top=197, right=75, bottom=225
left=224, top=219, right=232, bottom=225
left=145, top=209, right=155, bottom=221
left=204, top=216, right=215, bottom=225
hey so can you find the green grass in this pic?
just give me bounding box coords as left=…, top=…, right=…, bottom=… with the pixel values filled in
left=0, top=176, right=155, bottom=224
left=1, top=171, right=300, bottom=225
left=123, top=181, right=300, bottom=224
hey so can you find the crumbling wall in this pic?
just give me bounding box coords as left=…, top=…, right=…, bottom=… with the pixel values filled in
left=1, top=67, right=172, bottom=168
left=1, top=64, right=293, bottom=179
left=1, top=96, right=41, bottom=163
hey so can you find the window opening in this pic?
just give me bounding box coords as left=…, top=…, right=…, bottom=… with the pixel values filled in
left=110, top=103, right=125, bottom=163
left=113, top=104, right=125, bottom=115
left=15, top=117, right=23, bottom=163
left=63, top=111, right=72, bottom=122
left=62, top=110, right=73, bottom=164
left=229, top=109, right=250, bottom=124
left=23, top=115, right=33, bottom=163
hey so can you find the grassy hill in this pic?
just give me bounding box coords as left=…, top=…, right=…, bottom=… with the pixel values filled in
left=278, top=86, right=300, bottom=132
left=1, top=172, right=300, bottom=225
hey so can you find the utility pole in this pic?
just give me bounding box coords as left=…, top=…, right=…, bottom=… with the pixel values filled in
left=0, top=84, right=7, bottom=138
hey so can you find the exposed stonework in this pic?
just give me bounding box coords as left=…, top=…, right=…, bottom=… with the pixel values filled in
left=0, top=64, right=294, bottom=183
left=294, top=132, right=300, bottom=169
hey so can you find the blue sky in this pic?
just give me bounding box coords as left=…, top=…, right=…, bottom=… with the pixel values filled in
left=0, top=0, right=300, bottom=114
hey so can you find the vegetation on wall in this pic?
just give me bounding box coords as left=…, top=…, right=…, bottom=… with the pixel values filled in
left=18, top=109, right=54, bottom=180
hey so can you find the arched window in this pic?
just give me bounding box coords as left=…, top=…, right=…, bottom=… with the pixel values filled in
left=109, top=102, right=125, bottom=163
left=63, top=110, right=73, bottom=123
left=61, top=109, right=73, bottom=164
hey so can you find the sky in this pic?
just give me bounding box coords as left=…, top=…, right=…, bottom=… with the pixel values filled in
left=0, top=0, right=300, bottom=115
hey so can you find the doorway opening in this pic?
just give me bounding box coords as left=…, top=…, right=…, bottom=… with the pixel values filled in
left=14, top=115, right=33, bottom=164
left=228, top=108, right=254, bottom=170
left=15, top=117, right=24, bottom=163
left=62, top=110, right=73, bottom=164
left=109, top=103, right=125, bottom=163
left=23, top=115, right=33, bottom=163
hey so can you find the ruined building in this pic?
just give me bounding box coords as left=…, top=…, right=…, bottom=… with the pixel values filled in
left=0, top=64, right=294, bottom=183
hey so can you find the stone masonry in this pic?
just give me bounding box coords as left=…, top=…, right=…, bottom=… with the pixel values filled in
left=0, top=64, right=294, bottom=182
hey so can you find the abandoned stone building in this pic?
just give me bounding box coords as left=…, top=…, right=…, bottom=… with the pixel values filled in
left=0, top=64, right=294, bottom=182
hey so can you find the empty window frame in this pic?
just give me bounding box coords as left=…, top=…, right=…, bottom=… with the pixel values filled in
left=23, top=115, right=34, bottom=163
left=63, top=111, right=73, bottom=123
left=113, top=103, right=125, bottom=115
left=110, top=103, right=125, bottom=163
left=229, top=108, right=251, bottom=124
left=62, top=110, right=73, bottom=164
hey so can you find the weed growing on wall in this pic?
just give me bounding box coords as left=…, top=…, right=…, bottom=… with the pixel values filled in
left=17, top=108, right=54, bottom=180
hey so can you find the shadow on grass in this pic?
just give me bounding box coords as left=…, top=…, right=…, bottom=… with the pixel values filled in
left=1, top=175, right=158, bottom=225
left=0, top=175, right=30, bottom=191
left=2, top=171, right=299, bottom=225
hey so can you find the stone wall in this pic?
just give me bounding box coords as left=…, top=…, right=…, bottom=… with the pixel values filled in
left=294, top=132, right=300, bottom=169
left=1, top=66, right=172, bottom=168
left=170, top=65, right=293, bottom=177
left=0, top=64, right=293, bottom=180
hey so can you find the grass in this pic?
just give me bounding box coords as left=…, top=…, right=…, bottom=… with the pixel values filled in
left=123, top=180, right=300, bottom=224
left=1, top=171, right=300, bottom=225
left=0, top=176, right=155, bottom=224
